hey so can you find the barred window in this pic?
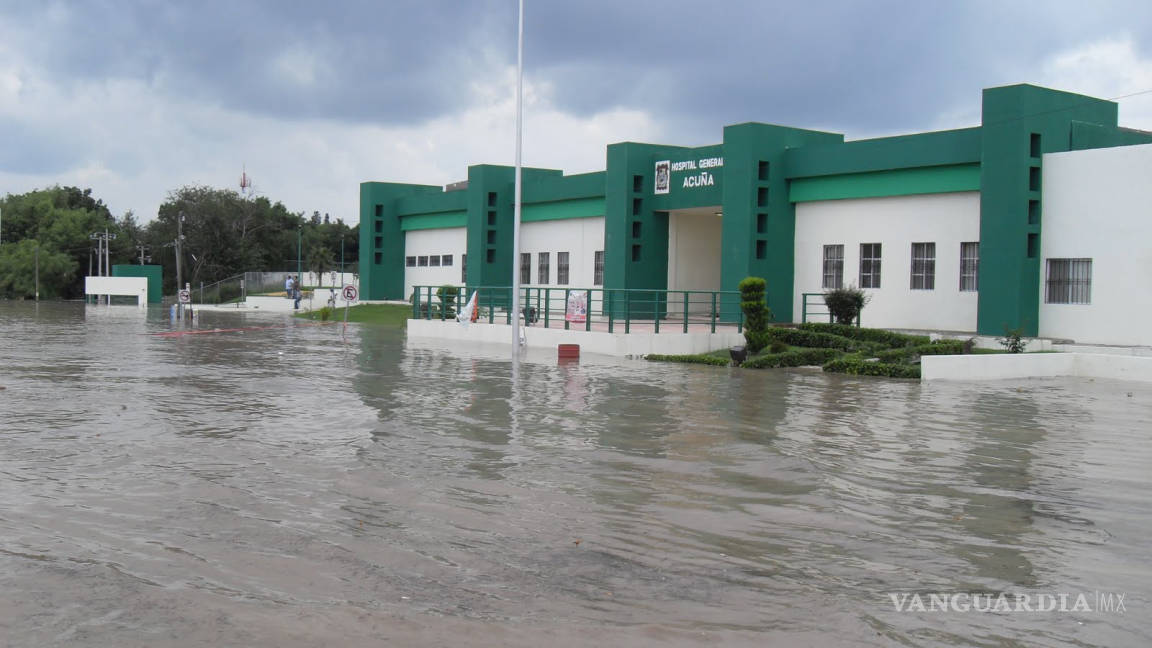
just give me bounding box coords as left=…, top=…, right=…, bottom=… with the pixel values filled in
left=417, top=256, right=428, bottom=267
left=822, top=244, right=843, bottom=289
left=1045, top=258, right=1092, bottom=304
left=859, top=243, right=882, bottom=289
left=557, top=252, right=570, bottom=285
left=959, top=242, right=979, bottom=292
left=520, top=253, right=531, bottom=284
left=406, top=256, right=416, bottom=267
left=429, top=255, right=440, bottom=267
left=593, top=250, right=604, bottom=286
left=538, top=252, right=550, bottom=285
left=910, top=242, right=935, bottom=290
left=461, top=254, right=467, bottom=283
left=441, top=254, right=453, bottom=267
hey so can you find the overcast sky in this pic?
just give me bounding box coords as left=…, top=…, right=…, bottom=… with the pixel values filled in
left=2, top=0, right=1150, bottom=225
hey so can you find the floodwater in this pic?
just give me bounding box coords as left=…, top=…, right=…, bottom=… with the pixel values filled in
left=1, top=302, right=1149, bottom=648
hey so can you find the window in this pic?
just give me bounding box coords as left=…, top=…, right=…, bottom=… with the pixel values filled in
left=557, top=252, right=570, bottom=285
left=593, top=251, right=604, bottom=286
left=429, top=255, right=440, bottom=267
left=959, top=242, right=979, bottom=292
left=461, top=254, right=467, bottom=283
left=520, top=253, right=531, bottom=284
left=417, top=256, right=428, bottom=267
left=406, top=256, right=416, bottom=267
left=538, top=252, right=550, bottom=285
left=822, top=244, right=843, bottom=289
left=859, top=243, right=882, bottom=288
left=910, top=242, right=935, bottom=290
left=1046, top=258, right=1092, bottom=304
left=441, top=254, right=453, bottom=267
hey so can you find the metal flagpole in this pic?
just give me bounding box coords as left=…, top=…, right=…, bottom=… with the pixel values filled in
left=511, top=0, right=524, bottom=355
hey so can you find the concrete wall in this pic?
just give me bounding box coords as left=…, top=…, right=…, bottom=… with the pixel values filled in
left=520, top=217, right=604, bottom=288
left=84, top=276, right=148, bottom=305
left=407, top=318, right=743, bottom=357
left=1039, top=143, right=1152, bottom=346
left=667, top=209, right=724, bottom=314
left=793, top=192, right=980, bottom=331
left=404, top=227, right=467, bottom=300
left=922, top=353, right=1152, bottom=383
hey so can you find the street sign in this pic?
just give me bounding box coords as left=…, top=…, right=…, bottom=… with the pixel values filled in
left=342, top=284, right=359, bottom=303
left=178, top=289, right=191, bottom=304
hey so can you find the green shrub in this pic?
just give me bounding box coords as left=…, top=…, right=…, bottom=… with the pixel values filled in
left=823, top=285, right=869, bottom=325
left=317, top=306, right=334, bottom=322
left=999, top=326, right=1026, bottom=353
left=822, top=357, right=921, bottom=379
left=738, top=276, right=772, bottom=353
left=742, top=347, right=842, bottom=369
left=768, top=340, right=788, bottom=354
left=798, top=322, right=930, bottom=348
left=436, top=285, right=460, bottom=319
left=762, top=327, right=881, bottom=353
left=873, top=341, right=965, bottom=363
left=646, top=353, right=731, bottom=366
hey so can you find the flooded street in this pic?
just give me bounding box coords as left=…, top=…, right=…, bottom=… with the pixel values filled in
left=1, top=302, right=1149, bottom=647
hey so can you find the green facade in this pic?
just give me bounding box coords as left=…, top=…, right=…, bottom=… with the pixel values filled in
left=111, top=264, right=163, bottom=303
left=360, top=83, right=1152, bottom=329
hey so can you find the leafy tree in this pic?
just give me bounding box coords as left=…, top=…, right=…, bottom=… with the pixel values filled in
left=0, top=186, right=120, bottom=298
left=0, top=239, right=76, bottom=299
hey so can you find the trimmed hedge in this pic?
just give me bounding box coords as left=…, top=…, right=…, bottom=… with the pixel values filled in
left=798, top=322, right=930, bottom=348
left=742, top=347, right=842, bottom=369
left=873, top=340, right=965, bottom=363
left=763, top=327, right=882, bottom=354
left=822, top=357, right=921, bottom=379
left=646, top=353, right=731, bottom=366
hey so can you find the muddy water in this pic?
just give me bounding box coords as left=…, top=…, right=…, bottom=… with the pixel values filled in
left=1, top=302, right=1149, bottom=647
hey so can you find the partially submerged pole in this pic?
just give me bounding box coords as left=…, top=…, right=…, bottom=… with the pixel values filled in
left=511, top=0, right=524, bottom=355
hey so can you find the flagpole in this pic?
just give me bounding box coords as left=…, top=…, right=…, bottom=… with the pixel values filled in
left=511, top=0, right=524, bottom=356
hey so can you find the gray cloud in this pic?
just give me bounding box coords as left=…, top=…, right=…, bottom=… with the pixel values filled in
left=4, top=0, right=1149, bottom=137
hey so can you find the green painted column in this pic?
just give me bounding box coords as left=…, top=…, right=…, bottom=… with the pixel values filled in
left=604, top=142, right=680, bottom=318
left=720, top=124, right=842, bottom=322
left=976, top=85, right=1118, bottom=337
left=359, top=181, right=443, bottom=300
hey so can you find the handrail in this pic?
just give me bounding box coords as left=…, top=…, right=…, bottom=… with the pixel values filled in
left=411, top=285, right=746, bottom=334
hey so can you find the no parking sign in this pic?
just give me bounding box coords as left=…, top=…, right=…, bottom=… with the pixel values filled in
left=342, top=284, right=358, bottom=303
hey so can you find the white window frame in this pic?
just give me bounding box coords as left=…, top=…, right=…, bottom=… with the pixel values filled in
left=556, top=251, right=570, bottom=285
left=959, top=242, right=978, bottom=292
left=538, top=252, right=550, bottom=285
left=910, top=242, right=935, bottom=290
left=1045, top=258, right=1092, bottom=304
left=859, top=243, right=882, bottom=289
left=822, top=244, right=843, bottom=290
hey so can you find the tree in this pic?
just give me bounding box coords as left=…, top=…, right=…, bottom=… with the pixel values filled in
left=0, top=186, right=120, bottom=299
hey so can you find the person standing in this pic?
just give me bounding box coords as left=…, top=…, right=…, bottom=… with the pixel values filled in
left=285, top=275, right=294, bottom=299
left=293, top=276, right=302, bottom=309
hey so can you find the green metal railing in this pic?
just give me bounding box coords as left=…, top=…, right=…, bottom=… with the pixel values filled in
left=411, top=285, right=745, bottom=334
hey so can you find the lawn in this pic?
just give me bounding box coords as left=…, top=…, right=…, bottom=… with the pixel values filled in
left=294, top=303, right=411, bottom=327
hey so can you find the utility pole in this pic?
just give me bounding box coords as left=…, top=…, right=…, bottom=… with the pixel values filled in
left=296, top=224, right=302, bottom=287
left=175, top=211, right=185, bottom=296
left=340, top=235, right=345, bottom=281
left=136, top=244, right=148, bottom=265
left=34, top=245, right=39, bottom=301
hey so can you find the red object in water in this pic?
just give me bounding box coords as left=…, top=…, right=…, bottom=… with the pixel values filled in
left=558, top=344, right=580, bottom=360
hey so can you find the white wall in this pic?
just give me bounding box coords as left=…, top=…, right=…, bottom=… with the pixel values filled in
left=1039, top=143, right=1152, bottom=346
left=793, top=192, right=980, bottom=331
left=520, top=217, right=604, bottom=289
left=667, top=209, right=723, bottom=313
left=404, top=227, right=467, bottom=300
left=85, top=276, right=147, bottom=305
